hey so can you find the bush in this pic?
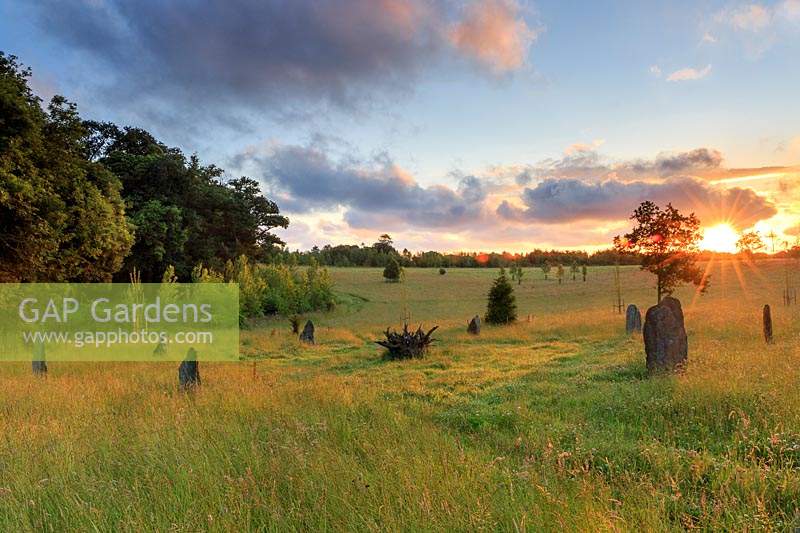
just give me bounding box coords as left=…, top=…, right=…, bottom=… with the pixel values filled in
left=184, top=256, right=335, bottom=322
left=485, top=268, right=517, bottom=324
left=439, top=268, right=446, bottom=275
left=383, top=256, right=403, bottom=282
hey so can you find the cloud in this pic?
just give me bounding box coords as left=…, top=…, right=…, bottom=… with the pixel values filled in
left=235, top=143, right=488, bottom=230
left=702, top=32, right=718, bottom=43
left=30, top=0, right=537, bottom=125
left=727, top=3, right=772, bottom=31
left=666, top=64, right=712, bottom=82
left=649, top=148, right=723, bottom=174
left=232, top=141, right=784, bottom=250
left=786, top=224, right=800, bottom=236
left=449, top=0, right=538, bottom=73
left=497, top=176, right=777, bottom=228
left=782, top=0, right=800, bottom=21
left=649, top=65, right=662, bottom=77
left=510, top=146, right=725, bottom=183
left=712, top=1, right=800, bottom=56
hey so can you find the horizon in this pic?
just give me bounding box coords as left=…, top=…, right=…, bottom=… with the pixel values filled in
left=2, top=0, right=799, bottom=253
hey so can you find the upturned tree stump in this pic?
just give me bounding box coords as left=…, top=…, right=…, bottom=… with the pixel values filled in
left=643, top=296, right=688, bottom=372
left=763, top=304, right=773, bottom=344
left=376, top=324, right=438, bottom=360
left=625, top=304, right=642, bottom=334
left=299, top=320, right=315, bottom=344
left=467, top=315, right=481, bottom=335
left=178, top=348, right=201, bottom=389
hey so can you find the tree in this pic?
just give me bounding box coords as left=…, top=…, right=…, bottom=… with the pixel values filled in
left=0, top=53, right=132, bottom=281
left=614, top=201, right=708, bottom=302
left=485, top=268, right=517, bottom=324
left=383, top=256, right=403, bottom=282
left=226, top=176, right=289, bottom=255
left=736, top=231, right=765, bottom=257
left=570, top=261, right=579, bottom=281
left=581, top=264, right=587, bottom=282
left=540, top=261, right=551, bottom=280
left=87, top=121, right=288, bottom=281
left=510, top=264, right=524, bottom=285
left=556, top=264, right=564, bottom=284
left=374, top=234, right=396, bottom=255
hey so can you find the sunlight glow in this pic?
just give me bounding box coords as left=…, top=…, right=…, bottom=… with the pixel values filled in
left=700, top=223, right=739, bottom=253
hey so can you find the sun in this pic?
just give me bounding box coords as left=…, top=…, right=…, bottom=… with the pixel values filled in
left=700, top=223, right=739, bottom=253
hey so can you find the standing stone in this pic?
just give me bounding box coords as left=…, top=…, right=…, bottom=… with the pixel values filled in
left=467, top=315, right=481, bottom=335
left=625, top=304, right=642, bottom=334
left=643, top=296, right=688, bottom=372
left=32, top=342, right=47, bottom=376
left=763, top=304, right=773, bottom=344
left=299, top=320, right=315, bottom=344
left=178, top=348, right=201, bottom=389
left=153, top=341, right=167, bottom=357
left=32, top=360, right=47, bottom=376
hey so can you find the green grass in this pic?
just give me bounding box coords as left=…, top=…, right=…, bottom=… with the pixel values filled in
left=0, top=261, right=798, bottom=531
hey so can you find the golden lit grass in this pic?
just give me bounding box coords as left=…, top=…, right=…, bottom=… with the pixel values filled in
left=0, top=259, right=798, bottom=530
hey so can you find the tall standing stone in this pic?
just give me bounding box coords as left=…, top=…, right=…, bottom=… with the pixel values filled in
left=467, top=315, right=481, bottom=335
left=300, top=320, right=315, bottom=344
left=32, top=342, right=47, bottom=376
left=625, top=304, right=642, bottom=334
left=763, top=304, right=773, bottom=344
left=643, top=296, right=688, bottom=372
left=178, top=348, right=201, bottom=389
left=32, top=360, right=47, bottom=375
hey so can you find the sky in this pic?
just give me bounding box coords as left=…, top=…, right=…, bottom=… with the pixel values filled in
left=2, top=0, right=799, bottom=252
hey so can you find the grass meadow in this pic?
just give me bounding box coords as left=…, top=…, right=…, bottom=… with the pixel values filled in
left=0, top=261, right=798, bottom=531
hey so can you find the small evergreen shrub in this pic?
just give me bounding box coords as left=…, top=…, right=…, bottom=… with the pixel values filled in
left=439, top=268, right=446, bottom=275
left=485, top=268, right=517, bottom=324
left=383, top=257, right=403, bottom=282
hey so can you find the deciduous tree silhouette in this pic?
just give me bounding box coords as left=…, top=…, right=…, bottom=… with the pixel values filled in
left=614, top=201, right=707, bottom=302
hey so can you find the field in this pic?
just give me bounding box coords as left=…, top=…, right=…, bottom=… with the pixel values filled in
left=0, top=261, right=799, bottom=531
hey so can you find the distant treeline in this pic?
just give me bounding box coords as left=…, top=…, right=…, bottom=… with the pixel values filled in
left=274, top=238, right=800, bottom=269
left=272, top=236, right=644, bottom=268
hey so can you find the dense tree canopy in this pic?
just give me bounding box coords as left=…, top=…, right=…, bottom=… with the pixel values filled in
left=0, top=53, right=132, bottom=281
left=0, top=52, right=288, bottom=282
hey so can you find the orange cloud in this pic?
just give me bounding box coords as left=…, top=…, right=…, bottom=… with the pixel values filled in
left=449, top=0, right=537, bottom=73
left=667, top=64, right=712, bottom=82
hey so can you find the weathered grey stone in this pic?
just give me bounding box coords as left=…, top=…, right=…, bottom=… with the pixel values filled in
left=763, top=304, right=773, bottom=344
left=643, top=296, right=688, bottom=372
left=32, top=360, right=47, bottom=375
left=178, top=348, right=200, bottom=388
left=153, top=341, right=167, bottom=357
left=32, top=342, right=47, bottom=376
left=300, top=320, right=315, bottom=344
left=625, top=304, right=642, bottom=334
left=467, top=315, right=481, bottom=335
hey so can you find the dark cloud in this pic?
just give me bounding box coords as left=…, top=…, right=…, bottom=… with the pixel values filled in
left=30, top=0, right=535, bottom=123
left=653, top=148, right=723, bottom=174
left=238, top=144, right=487, bottom=229
left=515, top=147, right=726, bottom=182
left=497, top=176, right=777, bottom=228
